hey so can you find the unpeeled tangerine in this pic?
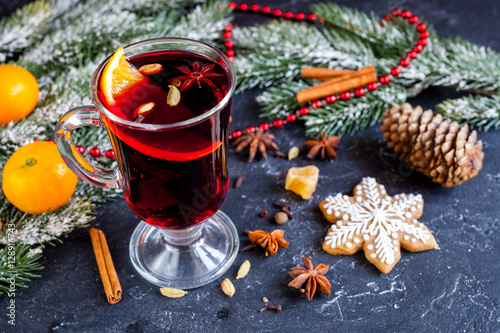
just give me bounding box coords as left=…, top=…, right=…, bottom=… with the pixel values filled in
left=285, top=165, right=319, bottom=200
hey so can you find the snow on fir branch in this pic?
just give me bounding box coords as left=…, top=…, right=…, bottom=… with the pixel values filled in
left=0, top=244, right=44, bottom=294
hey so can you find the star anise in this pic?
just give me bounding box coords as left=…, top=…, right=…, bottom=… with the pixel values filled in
left=246, top=229, right=289, bottom=256
left=288, top=257, right=331, bottom=301
left=234, top=129, right=279, bottom=162
left=171, top=61, right=224, bottom=91
left=302, top=132, right=341, bottom=160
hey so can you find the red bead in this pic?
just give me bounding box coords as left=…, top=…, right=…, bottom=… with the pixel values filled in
left=273, top=119, right=284, bottom=127
left=391, top=9, right=401, bottom=16
left=259, top=122, right=270, bottom=131
left=76, top=145, right=85, bottom=154
left=367, top=82, right=378, bottom=91
left=384, top=15, right=390, bottom=21
left=232, top=130, right=242, bottom=138
left=250, top=4, right=259, bottom=11
left=420, top=31, right=430, bottom=38
left=400, top=58, right=410, bottom=67
left=226, top=49, right=235, bottom=57
left=354, top=88, right=365, bottom=97
left=262, top=6, right=271, bottom=13
left=272, top=9, right=282, bottom=16
left=89, top=147, right=101, bottom=158
left=416, top=23, right=427, bottom=31
left=238, top=3, right=248, bottom=10
left=295, top=13, right=305, bottom=20
left=286, top=114, right=297, bottom=122
left=319, top=17, right=324, bottom=23
left=326, top=95, right=337, bottom=104
left=380, top=75, right=390, bottom=85
left=312, top=100, right=322, bottom=108
left=223, top=31, right=232, bottom=38
left=413, top=44, right=423, bottom=53
left=284, top=11, right=293, bottom=18
left=340, top=92, right=351, bottom=101
left=409, top=15, right=419, bottom=23
left=418, top=38, right=428, bottom=46
left=105, top=149, right=115, bottom=159
left=379, top=22, right=384, bottom=28
left=225, top=24, right=233, bottom=31
left=225, top=41, right=234, bottom=48
left=228, top=56, right=234, bottom=62
left=307, top=13, right=317, bottom=20
left=34, top=138, right=39, bottom=142
left=401, top=10, right=411, bottom=18
left=391, top=67, right=401, bottom=76
left=229, top=2, right=236, bottom=9
left=407, top=51, right=417, bottom=59
left=45, top=138, right=54, bottom=144
left=299, top=107, right=309, bottom=115
left=246, top=125, right=256, bottom=133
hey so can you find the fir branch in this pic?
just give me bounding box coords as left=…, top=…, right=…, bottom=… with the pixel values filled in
left=233, top=20, right=369, bottom=91
left=257, top=81, right=310, bottom=119
left=0, top=244, right=44, bottom=294
left=0, top=0, right=52, bottom=62
left=303, top=85, right=408, bottom=137
left=436, top=95, right=500, bottom=131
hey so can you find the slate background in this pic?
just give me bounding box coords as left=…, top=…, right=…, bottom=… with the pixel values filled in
left=1, top=0, right=500, bottom=332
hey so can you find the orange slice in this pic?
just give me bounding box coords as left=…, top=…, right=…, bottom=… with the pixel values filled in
left=100, top=47, right=145, bottom=107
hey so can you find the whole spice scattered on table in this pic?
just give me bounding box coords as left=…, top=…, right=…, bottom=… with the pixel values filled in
left=274, top=202, right=293, bottom=219
left=160, top=287, right=188, bottom=298
left=303, top=132, right=341, bottom=160
left=233, top=128, right=279, bottom=162
left=246, top=229, right=289, bottom=256
left=288, top=257, right=331, bottom=301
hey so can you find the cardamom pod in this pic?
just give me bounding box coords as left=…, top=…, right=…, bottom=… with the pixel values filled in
left=221, top=278, right=235, bottom=297
left=167, top=85, right=181, bottom=106
left=288, top=146, right=299, bottom=160
left=159, top=287, right=188, bottom=298
left=236, top=260, right=251, bottom=279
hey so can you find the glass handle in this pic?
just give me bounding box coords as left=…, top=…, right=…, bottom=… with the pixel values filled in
left=54, top=105, right=120, bottom=189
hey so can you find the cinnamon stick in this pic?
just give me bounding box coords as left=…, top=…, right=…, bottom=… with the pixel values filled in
left=301, top=67, right=356, bottom=80
left=89, top=228, right=122, bottom=304
left=297, top=66, right=377, bottom=104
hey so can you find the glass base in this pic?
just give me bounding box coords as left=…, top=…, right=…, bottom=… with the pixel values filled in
left=129, top=211, right=239, bottom=289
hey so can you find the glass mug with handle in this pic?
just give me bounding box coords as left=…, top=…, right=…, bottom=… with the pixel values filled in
left=55, top=38, right=238, bottom=289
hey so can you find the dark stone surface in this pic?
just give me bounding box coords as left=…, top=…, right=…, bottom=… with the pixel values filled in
left=1, top=0, right=500, bottom=332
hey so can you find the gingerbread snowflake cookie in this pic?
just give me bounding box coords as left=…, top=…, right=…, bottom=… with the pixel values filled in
left=320, top=177, right=437, bottom=273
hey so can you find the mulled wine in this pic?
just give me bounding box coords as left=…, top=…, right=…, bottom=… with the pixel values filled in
left=97, top=50, right=231, bottom=229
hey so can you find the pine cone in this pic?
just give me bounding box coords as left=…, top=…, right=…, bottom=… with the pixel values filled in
left=380, top=103, right=484, bottom=187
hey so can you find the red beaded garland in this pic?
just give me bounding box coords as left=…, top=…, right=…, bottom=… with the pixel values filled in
left=325, top=95, right=337, bottom=104
left=401, top=10, right=411, bottom=18
left=105, top=149, right=115, bottom=159
left=46, top=138, right=55, bottom=143
left=259, top=122, right=270, bottom=131
left=367, top=82, right=378, bottom=91
left=391, top=67, right=401, bottom=76
left=299, top=107, right=309, bottom=115
left=380, top=75, right=390, bottom=84
left=354, top=88, right=365, bottom=97
left=246, top=125, right=256, bottom=133
left=416, top=23, right=427, bottom=31
left=340, top=91, right=351, bottom=101
left=76, top=145, right=85, bottom=154
left=273, top=119, right=284, bottom=127
left=89, top=147, right=101, bottom=158
left=226, top=24, right=233, bottom=30
left=225, top=5, right=425, bottom=140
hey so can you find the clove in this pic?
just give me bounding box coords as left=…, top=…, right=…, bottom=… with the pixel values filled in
left=234, top=173, right=246, bottom=189
left=259, top=305, right=282, bottom=313
left=274, top=202, right=293, bottom=220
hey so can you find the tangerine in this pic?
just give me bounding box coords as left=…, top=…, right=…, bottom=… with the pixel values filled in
left=0, top=64, right=39, bottom=124
left=2, top=141, right=78, bottom=214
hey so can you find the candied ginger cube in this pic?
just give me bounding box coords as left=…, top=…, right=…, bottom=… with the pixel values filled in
left=285, top=165, right=319, bottom=200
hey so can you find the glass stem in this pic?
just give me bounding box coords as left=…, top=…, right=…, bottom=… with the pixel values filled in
left=159, top=224, right=203, bottom=245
